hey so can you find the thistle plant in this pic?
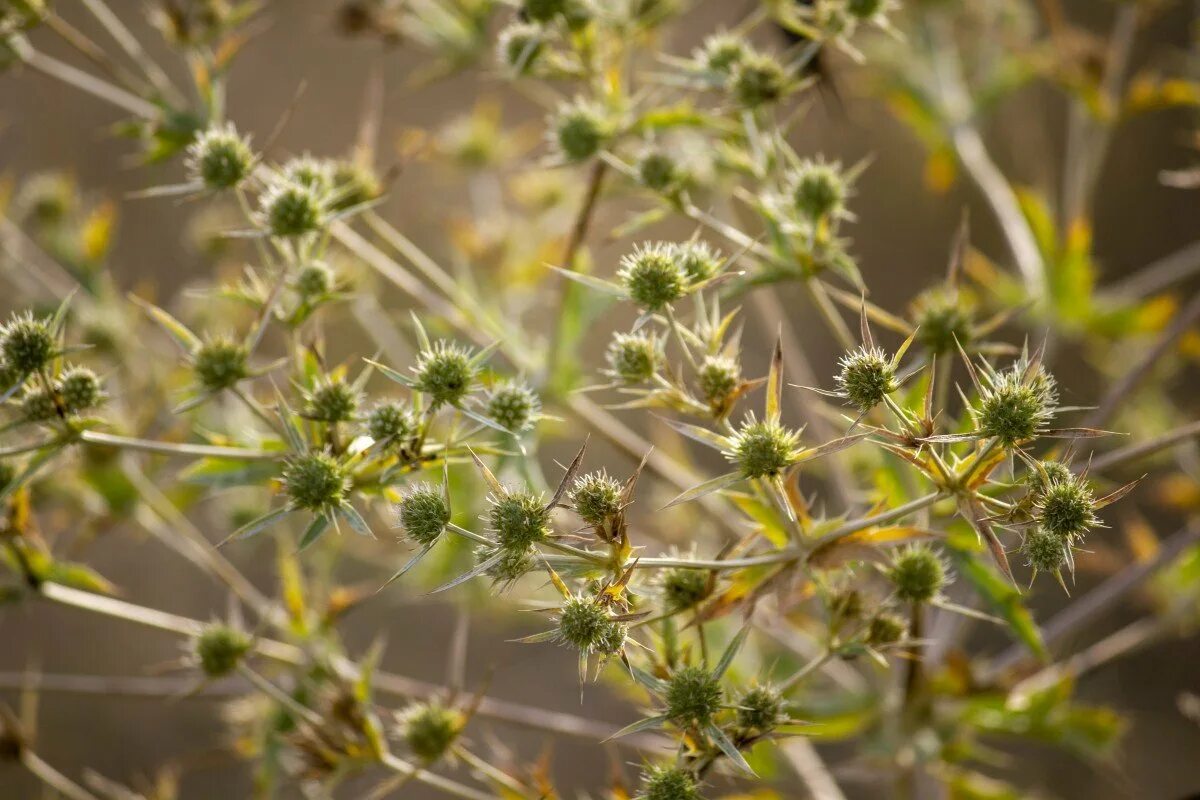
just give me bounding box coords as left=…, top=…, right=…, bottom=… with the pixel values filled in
left=2, top=2, right=1200, bottom=800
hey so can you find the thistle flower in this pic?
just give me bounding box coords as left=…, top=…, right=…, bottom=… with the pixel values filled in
left=304, top=379, right=360, bottom=424
left=58, top=365, right=103, bottom=414
left=330, top=160, right=383, bottom=211
left=397, top=701, right=462, bottom=762
left=570, top=470, right=623, bottom=526
left=490, top=488, right=551, bottom=551
left=730, top=51, right=788, bottom=107
left=639, top=765, right=701, bottom=800
left=886, top=544, right=949, bottom=603
left=295, top=262, right=335, bottom=298
left=1035, top=475, right=1098, bottom=541
left=21, top=386, right=58, bottom=422
left=485, top=380, right=541, bottom=433
left=192, top=623, right=252, bottom=678
left=257, top=179, right=326, bottom=238
left=974, top=357, right=1059, bottom=447
left=396, top=484, right=450, bottom=547
left=866, top=611, right=907, bottom=646
left=660, top=566, right=710, bottom=610
left=366, top=401, right=415, bottom=446
left=1022, top=526, right=1068, bottom=575
left=666, top=665, right=723, bottom=728
left=695, top=32, right=748, bottom=74
left=695, top=355, right=741, bottom=409
left=671, top=241, right=721, bottom=284
left=192, top=337, right=250, bottom=393
left=551, top=100, right=610, bottom=162
left=280, top=155, right=334, bottom=195
left=835, top=346, right=898, bottom=413
left=790, top=160, right=848, bottom=222
left=637, top=149, right=681, bottom=192
left=475, top=543, right=533, bottom=585
left=497, top=21, right=543, bottom=75
left=910, top=287, right=974, bottom=355
left=736, top=684, right=786, bottom=734
left=412, top=340, right=476, bottom=408
left=1, top=312, right=56, bottom=377
left=606, top=331, right=663, bottom=384
left=553, top=595, right=627, bottom=657
left=284, top=452, right=350, bottom=513
left=727, top=416, right=802, bottom=479
left=618, top=242, right=687, bottom=312
left=186, top=123, right=255, bottom=191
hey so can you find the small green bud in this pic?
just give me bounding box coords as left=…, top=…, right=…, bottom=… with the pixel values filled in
left=58, top=366, right=102, bottom=414
left=665, top=666, right=723, bottom=728
left=490, top=489, right=550, bottom=550
left=187, top=123, right=254, bottom=190
left=486, top=380, right=541, bottom=433
left=556, top=596, right=614, bottom=652
left=21, top=386, right=58, bottom=422
left=887, top=544, right=948, bottom=603
left=397, top=484, right=450, bottom=546
left=283, top=452, right=349, bottom=512
left=791, top=160, right=847, bottom=222
left=551, top=100, right=609, bottom=162
left=696, top=355, right=740, bottom=408
left=306, top=379, right=360, bottom=423
left=697, top=32, right=748, bottom=74
left=736, top=684, right=785, bottom=733
left=911, top=289, right=973, bottom=355
left=296, top=263, right=334, bottom=298
left=671, top=241, right=721, bottom=284
left=619, top=242, right=687, bottom=311
left=398, top=701, right=461, bottom=762
left=595, top=619, right=629, bottom=656
left=836, top=346, right=896, bottom=412
left=606, top=332, right=662, bottom=384
left=728, top=417, right=801, bottom=478
left=570, top=471, right=623, bottom=526
left=330, top=160, right=383, bottom=211
left=476, top=544, right=533, bottom=584
left=1027, top=460, right=1072, bottom=496
left=259, top=180, right=325, bottom=238
left=1022, top=526, right=1067, bottom=573
left=280, top=156, right=334, bottom=195
left=193, top=623, right=252, bottom=678
left=730, top=51, right=788, bottom=107
left=367, top=402, right=415, bottom=445
left=1036, top=476, right=1097, bottom=541
left=637, top=150, right=680, bottom=192
left=640, top=765, right=701, bottom=800
left=1, top=313, right=55, bottom=376
left=497, top=21, right=543, bottom=75
left=193, top=337, right=249, bottom=393
left=866, top=611, right=907, bottom=646
left=413, top=341, right=475, bottom=407
left=661, top=568, right=710, bottom=610
left=977, top=363, right=1057, bottom=447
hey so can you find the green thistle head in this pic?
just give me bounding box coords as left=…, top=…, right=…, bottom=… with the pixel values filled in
left=330, top=160, right=382, bottom=211
left=490, top=489, right=550, bottom=550
left=639, top=765, right=701, bottom=800
left=192, top=337, right=249, bottom=393
left=486, top=380, right=541, bottom=433
left=570, top=471, right=623, bottom=526
left=728, top=417, right=801, bottom=478
left=697, top=32, right=748, bottom=74
left=661, top=567, right=710, bottom=610
left=911, top=289, right=973, bottom=355
left=730, top=51, right=788, bottom=107
left=1027, top=460, right=1072, bottom=496
left=672, top=241, right=721, bottom=284
left=280, top=156, right=334, bottom=196
left=367, top=402, right=415, bottom=445
left=283, top=452, right=349, bottom=512
left=887, top=544, right=948, bottom=603
left=1036, top=476, right=1097, bottom=541
left=836, top=346, right=896, bottom=412
left=58, top=366, right=102, bottom=414
left=296, top=262, right=334, bottom=298
left=413, top=341, right=475, bottom=407
left=556, top=596, right=615, bottom=653
left=21, top=386, right=58, bottom=422
left=259, top=180, right=325, bottom=238
left=637, top=150, right=680, bottom=192
left=306, top=379, right=360, bottom=423
left=867, top=611, right=907, bottom=646
left=976, top=361, right=1058, bottom=447
left=1023, top=526, right=1067, bottom=573
left=552, top=100, right=609, bottom=162
left=497, top=21, right=543, bottom=75
left=665, top=665, right=723, bottom=728
left=696, top=355, right=740, bottom=409
left=476, top=544, right=533, bottom=585
left=187, top=123, right=254, bottom=190
left=791, top=160, right=847, bottom=222
left=1, top=312, right=55, bottom=376
left=736, top=684, right=785, bottom=733
left=619, top=243, right=687, bottom=311
left=193, top=623, right=252, bottom=678
left=397, top=484, right=450, bottom=547
left=606, top=332, right=662, bottom=384
left=399, top=701, right=461, bottom=762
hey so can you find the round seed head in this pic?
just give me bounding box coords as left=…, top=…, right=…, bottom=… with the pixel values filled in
left=280, top=155, right=334, bottom=195
left=59, top=366, right=102, bottom=414
left=640, top=765, right=701, bottom=800
left=556, top=596, right=613, bottom=652
left=486, top=380, right=541, bottom=433
left=497, top=21, right=543, bottom=75
left=193, top=337, right=249, bottom=392
left=1036, top=476, right=1097, bottom=541
left=619, top=243, right=687, bottom=311
left=671, top=241, right=721, bottom=284
left=296, top=262, right=334, bottom=298
left=329, top=160, right=383, bottom=211
left=1023, top=526, right=1067, bottom=573
left=522, top=0, right=566, bottom=22
left=397, top=484, right=450, bottom=547
left=836, top=346, right=896, bottom=412
left=367, top=402, right=415, bottom=445
left=736, top=684, right=785, bottom=733
left=1, top=313, right=55, bottom=376
left=413, top=341, right=475, bottom=407
left=887, top=544, right=948, bottom=603
left=552, top=100, right=609, bottom=162
left=867, top=611, right=907, bottom=646
left=730, top=51, right=788, bottom=107
left=193, top=624, right=251, bottom=678
left=661, top=567, right=710, bottom=610
left=306, top=379, right=360, bottom=423
left=1026, top=460, right=1072, bottom=496
left=697, top=32, right=748, bottom=74
left=665, top=665, right=723, bottom=727
left=911, top=289, right=973, bottom=355
left=476, top=544, right=533, bottom=584
left=637, top=150, right=680, bottom=192
left=398, top=701, right=461, bottom=762
left=490, top=489, right=549, bottom=550
left=606, top=332, right=662, bottom=384
left=696, top=355, right=741, bottom=408
left=977, top=365, right=1057, bottom=447
left=595, top=619, right=629, bottom=656
left=570, top=471, right=623, bottom=526
left=187, top=123, right=254, bottom=190
left=791, top=160, right=847, bottom=221
left=283, top=452, right=349, bottom=512
left=259, top=180, right=325, bottom=238
left=728, top=418, right=801, bottom=478
left=21, top=386, right=58, bottom=422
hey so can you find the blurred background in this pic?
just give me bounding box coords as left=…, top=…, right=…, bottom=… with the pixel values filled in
left=1, top=0, right=1199, bottom=797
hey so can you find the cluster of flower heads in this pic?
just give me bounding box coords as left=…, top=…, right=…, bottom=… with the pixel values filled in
left=0, top=307, right=104, bottom=430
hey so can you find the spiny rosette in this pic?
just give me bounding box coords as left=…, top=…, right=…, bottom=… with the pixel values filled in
left=665, top=665, right=723, bottom=728
left=257, top=178, right=326, bottom=238
left=696, top=32, right=749, bottom=74
left=396, top=484, right=450, bottom=547
left=606, top=331, right=662, bottom=384
left=1022, top=526, right=1068, bottom=574
left=398, top=701, right=461, bottom=762
left=497, top=21, right=543, bottom=75
left=192, top=623, right=252, bottom=678
left=1035, top=475, right=1098, bottom=541
left=619, top=242, right=687, bottom=311
left=555, top=596, right=626, bottom=655
left=730, top=51, right=788, bottom=107
left=283, top=452, right=350, bottom=513
left=190, top=337, right=248, bottom=393
left=489, top=488, right=550, bottom=551
left=305, top=379, right=360, bottom=423
left=486, top=380, right=541, bottom=433
left=671, top=241, right=721, bottom=284
left=886, top=544, right=949, bottom=603
left=639, top=765, right=702, bottom=800
left=637, top=149, right=681, bottom=193
left=1026, top=459, right=1072, bottom=496
left=696, top=355, right=741, bottom=408
left=186, top=123, right=254, bottom=190
left=367, top=401, right=415, bottom=445
left=790, top=160, right=848, bottom=222
left=412, top=340, right=475, bottom=407
left=736, top=684, right=786, bottom=733
left=660, top=567, right=710, bottom=610
left=975, top=360, right=1058, bottom=447
left=1, top=312, right=55, bottom=376
left=836, top=346, right=897, bottom=412
left=551, top=100, right=610, bottom=162
left=570, top=471, right=623, bottom=526
left=727, top=416, right=802, bottom=478
left=475, top=544, right=533, bottom=585
left=58, top=366, right=103, bottom=414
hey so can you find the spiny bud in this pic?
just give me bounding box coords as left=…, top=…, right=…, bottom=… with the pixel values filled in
left=570, top=471, right=623, bottom=526
left=258, top=180, right=326, bottom=238
left=730, top=51, right=788, bottom=107
left=728, top=417, right=801, bottom=478
left=640, top=765, right=701, bottom=800
left=398, top=701, right=461, bottom=762
left=58, top=366, right=102, bottom=414
left=665, top=666, right=723, bottom=728
left=21, top=386, right=58, bottom=422
left=887, top=544, right=948, bottom=603
left=696, top=355, right=740, bottom=408
left=486, top=380, right=540, bottom=433
left=977, top=364, right=1057, bottom=447
left=1036, top=476, right=1097, bottom=541
left=607, top=332, right=662, bottom=384
left=867, top=611, right=907, bottom=646
left=296, top=263, right=334, bottom=298
left=187, top=123, right=254, bottom=190
left=367, top=402, right=415, bottom=445
left=836, top=346, right=896, bottom=412
left=193, top=337, right=249, bottom=392
left=497, top=22, right=543, bottom=75
left=697, top=32, right=748, bottom=74
left=791, top=160, right=847, bottom=222
left=595, top=619, right=629, bottom=656
left=556, top=596, right=617, bottom=653
left=637, top=150, right=680, bottom=192
left=736, top=684, right=785, bottom=733
left=397, top=484, right=450, bottom=547
left=490, top=489, right=550, bottom=550
left=1, top=312, right=55, bottom=376
left=619, top=243, right=686, bottom=311
left=283, top=452, right=349, bottom=512
left=280, top=156, right=334, bottom=195
left=1027, top=460, right=1072, bottom=496
left=476, top=544, right=533, bottom=584
left=661, top=568, right=710, bottom=610
left=306, top=379, right=360, bottom=423
left=911, top=289, right=972, bottom=355
left=192, top=623, right=252, bottom=678
left=551, top=100, right=609, bottom=162
left=671, top=241, right=721, bottom=284
left=413, top=341, right=475, bottom=407
left=1022, top=526, right=1067, bottom=573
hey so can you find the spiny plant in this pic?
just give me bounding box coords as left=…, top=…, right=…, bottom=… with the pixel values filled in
left=0, top=1, right=1199, bottom=799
